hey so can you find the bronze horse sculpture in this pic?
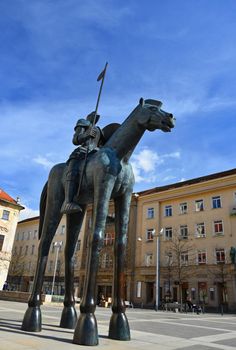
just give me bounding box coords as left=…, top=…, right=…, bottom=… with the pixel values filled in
left=21, top=98, right=175, bottom=345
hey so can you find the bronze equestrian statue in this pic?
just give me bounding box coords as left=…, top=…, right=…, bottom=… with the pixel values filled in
left=21, top=98, right=175, bottom=345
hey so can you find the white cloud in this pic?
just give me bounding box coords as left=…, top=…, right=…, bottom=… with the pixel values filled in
left=132, top=149, right=162, bottom=172
left=162, top=151, right=181, bottom=159
left=33, top=155, right=54, bottom=169
left=19, top=206, right=39, bottom=221
left=131, top=148, right=181, bottom=184
left=162, top=175, right=176, bottom=182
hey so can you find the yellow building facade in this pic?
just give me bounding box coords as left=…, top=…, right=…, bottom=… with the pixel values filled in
left=8, top=214, right=86, bottom=296
left=134, top=169, right=236, bottom=311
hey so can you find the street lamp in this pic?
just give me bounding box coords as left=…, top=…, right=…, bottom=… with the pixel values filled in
left=137, top=228, right=163, bottom=311
left=51, top=241, right=63, bottom=297
left=155, top=228, right=163, bottom=311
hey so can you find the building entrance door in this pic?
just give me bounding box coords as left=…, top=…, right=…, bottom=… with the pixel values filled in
left=146, top=282, right=154, bottom=304
left=97, top=285, right=112, bottom=304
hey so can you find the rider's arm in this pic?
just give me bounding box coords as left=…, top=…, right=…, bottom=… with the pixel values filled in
left=73, top=126, right=98, bottom=146
left=72, top=127, right=89, bottom=145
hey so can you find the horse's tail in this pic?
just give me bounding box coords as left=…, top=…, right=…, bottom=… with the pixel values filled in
left=38, top=182, right=48, bottom=240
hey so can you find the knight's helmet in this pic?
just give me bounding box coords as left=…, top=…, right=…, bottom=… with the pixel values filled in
left=74, top=112, right=100, bottom=131
left=86, top=111, right=100, bottom=125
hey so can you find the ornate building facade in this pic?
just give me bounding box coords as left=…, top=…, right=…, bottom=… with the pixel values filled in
left=0, top=189, right=24, bottom=290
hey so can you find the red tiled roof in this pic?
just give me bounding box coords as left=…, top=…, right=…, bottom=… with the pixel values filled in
left=0, top=188, right=17, bottom=204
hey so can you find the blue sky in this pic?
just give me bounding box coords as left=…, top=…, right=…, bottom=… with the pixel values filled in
left=1, top=0, right=236, bottom=219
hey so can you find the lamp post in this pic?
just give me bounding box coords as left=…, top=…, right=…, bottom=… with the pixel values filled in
left=155, top=228, right=163, bottom=311
left=137, top=227, right=163, bottom=311
left=51, top=241, right=63, bottom=297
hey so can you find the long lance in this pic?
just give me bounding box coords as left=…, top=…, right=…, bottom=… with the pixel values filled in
left=76, top=62, right=108, bottom=200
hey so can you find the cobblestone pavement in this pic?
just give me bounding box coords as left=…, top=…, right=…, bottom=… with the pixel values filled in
left=1, top=301, right=236, bottom=349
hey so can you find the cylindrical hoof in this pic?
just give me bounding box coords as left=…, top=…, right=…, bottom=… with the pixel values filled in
left=109, top=312, right=131, bottom=340
left=21, top=306, right=42, bottom=332
left=60, top=306, right=77, bottom=329
left=73, top=313, right=98, bottom=346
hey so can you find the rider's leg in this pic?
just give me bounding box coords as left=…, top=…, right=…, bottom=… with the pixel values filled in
left=61, top=159, right=82, bottom=214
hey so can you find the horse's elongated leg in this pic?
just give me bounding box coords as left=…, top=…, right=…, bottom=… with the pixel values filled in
left=73, top=175, right=115, bottom=346
left=60, top=208, right=86, bottom=329
left=21, top=215, right=62, bottom=331
left=22, top=170, right=64, bottom=332
left=108, top=190, right=132, bottom=340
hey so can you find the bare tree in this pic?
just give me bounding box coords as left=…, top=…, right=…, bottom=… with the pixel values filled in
left=8, top=252, right=26, bottom=290
left=163, top=229, right=196, bottom=310
left=207, top=253, right=230, bottom=315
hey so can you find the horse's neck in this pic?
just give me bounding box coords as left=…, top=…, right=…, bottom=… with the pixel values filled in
left=104, top=106, right=145, bottom=160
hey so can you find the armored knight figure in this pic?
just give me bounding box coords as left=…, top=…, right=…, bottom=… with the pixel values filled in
left=61, top=111, right=103, bottom=214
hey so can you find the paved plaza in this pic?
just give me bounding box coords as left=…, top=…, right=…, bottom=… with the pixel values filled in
left=1, top=301, right=236, bottom=350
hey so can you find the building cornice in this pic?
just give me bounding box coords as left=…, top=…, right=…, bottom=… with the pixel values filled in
left=18, top=216, right=40, bottom=224
left=137, top=168, right=236, bottom=202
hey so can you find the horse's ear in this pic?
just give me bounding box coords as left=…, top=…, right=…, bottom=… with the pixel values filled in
left=139, top=98, right=144, bottom=106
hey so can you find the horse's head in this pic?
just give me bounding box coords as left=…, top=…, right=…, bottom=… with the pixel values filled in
left=138, top=98, right=175, bottom=132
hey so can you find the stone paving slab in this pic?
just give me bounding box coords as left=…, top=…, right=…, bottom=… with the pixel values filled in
left=1, top=301, right=236, bottom=350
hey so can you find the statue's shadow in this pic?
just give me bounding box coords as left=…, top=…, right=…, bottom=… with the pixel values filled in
left=0, top=318, right=109, bottom=343
left=0, top=318, right=85, bottom=344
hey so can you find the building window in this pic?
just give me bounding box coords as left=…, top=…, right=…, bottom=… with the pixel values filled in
left=21, top=232, right=25, bottom=240
left=165, top=252, right=173, bottom=265
left=19, top=246, right=23, bottom=255
left=147, top=207, right=154, bottom=219
left=104, top=232, right=115, bottom=246
left=198, top=250, right=207, bottom=264
left=180, top=225, right=188, bottom=239
left=31, top=244, right=35, bottom=255
left=215, top=249, right=225, bottom=264
left=48, top=260, right=53, bottom=272
left=195, top=199, right=204, bottom=212
left=179, top=202, right=187, bottom=214
left=196, top=223, right=205, bottom=238
left=181, top=251, right=188, bottom=265
left=25, top=245, right=28, bottom=255
left=57, top=260, right=61, bottom=272
left=234, top=192, right=236, bottom=202
left=28, top=261, right=32, bottom=272
left=60, top=225, right=65, bottom=235
left=213, top=220, right=223, bottom=235
left=212, top=196, right=222, bottom=209
left=165, top=227, right=172, bottom=240
left=2, top=210, right=10, bottom=220
left=136, top=281, right=142, bottom=298
left=33, top=230, right=37, bottom=239
left=88, top=217, right=92, bottom=229
left=100, top=253, right=113, bottom=268
left=145, top=253, right=153, bottom=266
left=76, top=240, right=81, bottom=251
left=146, top=229, right=154, bottom=241
left=210, top=288, right=215, bottom=301
left=27, top=231, right=31, bottom=240
left=13, top=246, right=17, bottom=255
left=0, top=234, right=4, bottom=251
left=165, top=205, right=172, bottom=217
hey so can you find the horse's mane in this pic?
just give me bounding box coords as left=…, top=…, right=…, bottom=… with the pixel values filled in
left=101, top=123, right=121, bottom=145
